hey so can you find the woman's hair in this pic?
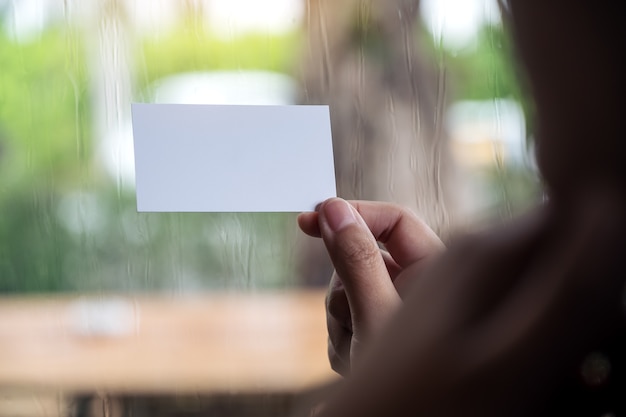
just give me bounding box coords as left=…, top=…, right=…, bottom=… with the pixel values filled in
left=507, top=0, right=625, bottom=197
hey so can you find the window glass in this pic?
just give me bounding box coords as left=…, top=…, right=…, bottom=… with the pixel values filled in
left=0, top=0, right=537, bottom=293
left=0, top=1, right=539, bottom=413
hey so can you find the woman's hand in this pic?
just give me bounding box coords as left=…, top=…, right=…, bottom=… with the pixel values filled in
left=298, top=191, right=626, bottom=417
left=298, top=198, right=444, bottom=374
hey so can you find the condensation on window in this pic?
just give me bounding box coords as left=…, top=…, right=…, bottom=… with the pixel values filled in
left=0, top=0, right=538, bottom=294
left=0, top=1, right=540, bottom=412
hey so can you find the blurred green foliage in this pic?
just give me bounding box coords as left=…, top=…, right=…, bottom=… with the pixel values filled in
left=0, top=27, right=90, bottom=292
left=0, top=23, right=298, bottom=293
left=0, top=15, right=535, bottom=293
left=449, top=25, right=539, bottom=220
left=420, top=22, right=540, bottom=221
left=445, top=24, right=535, bottom=135
left=445, top=24, right=522, bottom=100
left=419, top=22, right=531, bottom=118
left=139, top=28, right=299, bottom=88
left=0, top=27, right=91, bottom=187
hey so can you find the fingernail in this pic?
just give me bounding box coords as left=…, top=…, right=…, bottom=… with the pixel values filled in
left=324, top=198, right=357, bottom=232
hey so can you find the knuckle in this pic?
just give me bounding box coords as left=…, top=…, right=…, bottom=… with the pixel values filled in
left=328, top=337, right=351, bottom=376
left=329, top=354, right=349, bottom=376
left=396, top=204, right=415, bottom=218
left=337, top=237, right=380, bottom=269
left=326, top=289, right=351, bottom=324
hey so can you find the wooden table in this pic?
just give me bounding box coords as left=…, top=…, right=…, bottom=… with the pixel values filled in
left=0, top=290, right=336, bottom=416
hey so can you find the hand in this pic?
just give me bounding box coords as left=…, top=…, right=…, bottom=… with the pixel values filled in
left=298, top=198, right=444, bottom=375
left=301, top=192, right=626, bottom=417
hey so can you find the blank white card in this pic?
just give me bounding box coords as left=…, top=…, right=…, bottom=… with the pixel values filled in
left=131, top=104, right=336, bottom=212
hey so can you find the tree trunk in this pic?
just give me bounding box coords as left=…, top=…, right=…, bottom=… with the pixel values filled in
left=296, top=0, right=459, bottom=285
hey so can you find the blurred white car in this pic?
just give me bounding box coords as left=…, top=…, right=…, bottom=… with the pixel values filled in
left=99, top=70, right=297, bottom=186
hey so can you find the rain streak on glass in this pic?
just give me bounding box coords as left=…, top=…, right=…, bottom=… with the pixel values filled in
left=0, top=0, right=541, bottom=414
left=0, top=0, right=539, bottom=289
left=0, top=0, right=538, bottom=290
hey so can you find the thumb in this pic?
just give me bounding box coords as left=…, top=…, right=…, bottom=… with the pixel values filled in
left=319, top=198, right=401, bottom=337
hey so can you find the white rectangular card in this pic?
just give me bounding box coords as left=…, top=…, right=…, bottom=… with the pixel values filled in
left=131, top=104, right=336, bottom=212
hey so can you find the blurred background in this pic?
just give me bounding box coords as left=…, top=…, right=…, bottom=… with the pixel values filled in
left=0, top=0, right=541, bottom=415
left=0, top=0, right=539, bottom=294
